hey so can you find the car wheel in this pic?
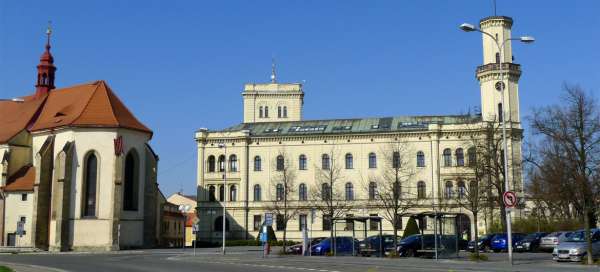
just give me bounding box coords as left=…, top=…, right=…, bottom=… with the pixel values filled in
left=493, top=249, right=500, bottom=253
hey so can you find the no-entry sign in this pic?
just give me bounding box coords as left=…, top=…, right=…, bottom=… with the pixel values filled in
left=503, top=191, right=517, bottom=208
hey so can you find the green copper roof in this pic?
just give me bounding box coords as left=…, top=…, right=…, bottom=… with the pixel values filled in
left=217, top=115, right=481, bottom=137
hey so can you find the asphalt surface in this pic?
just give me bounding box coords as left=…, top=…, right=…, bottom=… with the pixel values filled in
left=0, top=247, right=598, bottom=272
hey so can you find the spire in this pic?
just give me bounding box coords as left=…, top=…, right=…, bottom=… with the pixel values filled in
left=270, top=57, right=276, bottom=83
left=35, top=21, right=57, bottom=99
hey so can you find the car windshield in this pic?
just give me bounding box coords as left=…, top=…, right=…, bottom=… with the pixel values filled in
left=565, top=231, right=586, bottom=242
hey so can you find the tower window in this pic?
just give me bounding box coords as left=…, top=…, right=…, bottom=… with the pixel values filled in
left=498, top=103, right=503, bottom=122
left=83, top=152, right=98, bottom=217
left=259, top=106, right=264, bottom=118
left=278, top=106, right=282, bottom=118
left=207, top=155, right=216, bottom=172
left=283, top=106, right=288, bottom=118
left=495, top=52, right=500, bottom=64
left=264, top=106, right=269, bottom=118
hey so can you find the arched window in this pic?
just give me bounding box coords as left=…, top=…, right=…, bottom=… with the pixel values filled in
left=276, top=155, right=284, bottom=171
left=209, top=185, right=216, bottom=202
left=259, top=106, right=264, bottom=118
left=276, top=184, right=284, bottom=201
left=392, top=151, right=401, bottom=168
left=345, top=153, right=353, bottom=169
left=207, top=155, right=216, bottom=172
left=214, top=216, right=230, bottom=232
left=218, top=155, right=226, bottom=172
left=230, top=185, right=237, bottom=201
left=299, top=154, right=307, bottom=170
left=229, top=155, right=238, bottom=172
left=253, top=184, right=261, bottom=201
left=368, top=182, right=377, bottom=200
left=417, top=181, right=426, bottom=199
left=283, top=106, right=288, bottom=118
left=457, top=180, right=466, bottom=199
left=345, top=182, right=354, bottom=200
left=264, top=106, right=269, bottom=118
left=443, top=149, right=452, bottom=167
left=299, top=183, right=307, bottom=201
left=368, top=153, right=377, bottom=168
left=455, top=148, right=464, bottom=167
left=278, top=106, right=282, bottom=118
left=124, top=151, right=139, bottom=211
left=468, top=147, right=477, bottom=167
left=219, top=185, right=225, bottom=201
left=495, top=52, right=500, bottom=64
left=321, top=183, right=331, bottom=201
left=444, top=181, right=453, bottom=198
left=83, top=152, right=98, bottom=217
left=254, top=156, right=262, bottom=171
left=416, top=151, right=425, bottom=167
left=321, top=154, right=330, bottom=170
left=498, top=103, right=503, bottom=122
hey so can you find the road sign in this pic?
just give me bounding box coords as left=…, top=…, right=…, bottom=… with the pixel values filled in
left=16, top=222, right=24, bottom=237
left=503, top=191, right=517, bottom=208
left=265, top=213, right=273, bottom=226
left=192, top=223, right=199, bottom=234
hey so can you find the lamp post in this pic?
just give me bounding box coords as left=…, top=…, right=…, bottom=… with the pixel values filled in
left=460, top=22, right=534, bottom=265
left=218, top=143, right=227, bottom=255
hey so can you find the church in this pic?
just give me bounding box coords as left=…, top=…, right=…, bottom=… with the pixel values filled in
left=195, top=15, right=525, bottom=243
left=0, top=28, right=161, bottom=251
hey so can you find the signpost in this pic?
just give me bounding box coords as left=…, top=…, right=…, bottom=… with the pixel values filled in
left=503, top=191, right=517, bottom=264
left=192, top=223, right=199, bottom=256
left=503, top=191, right=517, bottom=208
left=264, top=213, right=273, bottom=226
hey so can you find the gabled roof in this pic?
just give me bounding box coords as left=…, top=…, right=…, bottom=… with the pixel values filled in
left=0, top=97, right=46, bottom=143
left=30, top=80, right=152, bottom=135
left=4, top=164, right=35, bottom=192
left=215, top=114, right=482, bottom=137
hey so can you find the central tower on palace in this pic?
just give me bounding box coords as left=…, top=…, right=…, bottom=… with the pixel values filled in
left=476, top=16, right=522, bottom=124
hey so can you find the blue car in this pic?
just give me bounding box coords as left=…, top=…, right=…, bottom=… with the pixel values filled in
left=490, top=233, right=526, bottom=252
left=311, top=236, right=359, bottom=256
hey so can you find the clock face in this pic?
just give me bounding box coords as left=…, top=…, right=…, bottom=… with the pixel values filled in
left=495, top=81, right=506, bottom=91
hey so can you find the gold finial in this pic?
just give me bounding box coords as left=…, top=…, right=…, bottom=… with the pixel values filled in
left=45, top=20, right=52, bottom=49
left=270, top=57, right=276, bottom=83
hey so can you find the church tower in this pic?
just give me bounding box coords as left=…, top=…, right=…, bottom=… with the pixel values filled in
left=35, top=25, right=57, bottom=99
left=476, top=16, right=521, bottom=124
left=242, top=61, right=304, bottom=123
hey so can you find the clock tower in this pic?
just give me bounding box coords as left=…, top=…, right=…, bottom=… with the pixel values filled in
left=476, top=16, right=521, bottom=124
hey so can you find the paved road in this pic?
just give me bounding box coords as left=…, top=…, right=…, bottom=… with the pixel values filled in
left=0, top=247, right=598, bottom=272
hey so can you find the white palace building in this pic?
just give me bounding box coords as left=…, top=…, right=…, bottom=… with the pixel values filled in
left=194, top=15, right=525, bottom=242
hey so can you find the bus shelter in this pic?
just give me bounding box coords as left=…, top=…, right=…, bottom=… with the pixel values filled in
left=409, top=211, right=465, bottom=259
left=331, top=216, right=383, bottom=257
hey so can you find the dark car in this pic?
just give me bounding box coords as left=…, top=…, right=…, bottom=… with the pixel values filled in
left=514, top=232, right=548, bottom=252
left=310, top=237, right=359, bottom=256
left=286, top=237, right=326, bottom=255
left=468, top=233, right=501, bottom=252
left=359, top=235, right=402, bottom=257
left=490, top=233, right=527, bottom=252
left=396, top=234, right=466, bottom=257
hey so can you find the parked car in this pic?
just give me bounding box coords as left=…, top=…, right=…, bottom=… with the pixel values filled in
left=514, top=232, right=548, bottom=252
left=552, top=229, right=600, bottom=262
left=286, top=237, right=326, bottom=254
left=490, top=233, right=526, bottom=252
left=310, top=236, right=359, bottom=256
left=467, top=233, right=501, bottom=252
left=359, top=235, right=402, bottom=257
left=396, top=234, right=467, bottom=257
left=540, top=231, right=573, bottom=252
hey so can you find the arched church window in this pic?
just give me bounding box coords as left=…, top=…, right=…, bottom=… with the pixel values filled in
left=124, top=151, right=139, bottom=211
left=83, top=152, right=98, bottom=217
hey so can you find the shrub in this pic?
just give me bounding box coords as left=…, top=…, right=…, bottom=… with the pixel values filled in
left=0, top=266, right=14, bottom=272
left=403, top=217, right=420, bottom=238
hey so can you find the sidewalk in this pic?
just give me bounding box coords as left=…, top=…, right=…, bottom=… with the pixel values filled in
left=1, top=262, right=67, bottom=272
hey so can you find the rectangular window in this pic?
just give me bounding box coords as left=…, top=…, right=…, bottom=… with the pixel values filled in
left=322, top=214, right=332, bottom=231
left=21, top=194, right=27, bottom=201
left=276, top=214, right=285, bottom=231
left=394, top=215, right=403, bottom=230
left=418, top=217, right=427, bottom=230
left=369, top=214, right=379, bottom=231
left=299, top=214, right=307, bottom=231
left=253, top=215, right=262, bottom=231
left=345, top=214, right=354, bottom=231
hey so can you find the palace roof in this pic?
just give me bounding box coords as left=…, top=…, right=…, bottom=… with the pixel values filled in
left=215, top=114, right=481, bottom=137
left=0, top=80, right=152, bottom=144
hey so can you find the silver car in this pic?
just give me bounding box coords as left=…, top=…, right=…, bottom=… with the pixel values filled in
left=552, top=229, right=600, bottom=262
left=540, top=231, right=572, bottom=251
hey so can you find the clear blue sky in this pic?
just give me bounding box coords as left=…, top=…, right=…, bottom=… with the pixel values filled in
left=1, top=1, right=598, bottom=196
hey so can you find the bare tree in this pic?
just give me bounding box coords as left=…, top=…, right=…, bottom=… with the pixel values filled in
left=266, top=150, right=299, bottom=250
left=311, top=148, right=353, bottom=253
left=529, top=84, right=600, bottom=265
left=368, top=142, right=416, bottom=251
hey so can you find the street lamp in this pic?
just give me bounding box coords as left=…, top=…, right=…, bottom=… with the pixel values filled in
left=460, top=22, right=534, bottom=265
left=218, top=142, right=227, bottom=255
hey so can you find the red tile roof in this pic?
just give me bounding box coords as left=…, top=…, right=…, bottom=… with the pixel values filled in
left=4, top=165, right=35, bottom=192
left=0, top=80, right=151, bottom=144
